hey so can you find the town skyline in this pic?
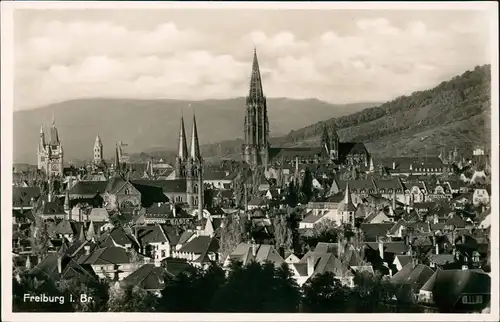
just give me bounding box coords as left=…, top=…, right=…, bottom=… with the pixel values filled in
left=14, top=8, right=491, bottom=110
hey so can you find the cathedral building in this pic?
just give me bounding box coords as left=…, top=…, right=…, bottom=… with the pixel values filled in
left=174, top=114, right=204, bottom=214
left=241, top=49, right=370, bottom=168
left=37, top=119, right=64, bottom=177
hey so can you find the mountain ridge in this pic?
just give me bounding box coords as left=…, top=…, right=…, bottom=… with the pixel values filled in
left=13, top=97, right=377, bottom=164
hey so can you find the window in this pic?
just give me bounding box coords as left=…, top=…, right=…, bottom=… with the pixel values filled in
left=161, top=250, right=166, bottom=257
left=124, top=188, right=131, bottom=195
left=462, top=295, right=483, bottom=304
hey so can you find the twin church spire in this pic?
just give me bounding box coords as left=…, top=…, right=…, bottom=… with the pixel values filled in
left=177, top=113, right=201, bottom=163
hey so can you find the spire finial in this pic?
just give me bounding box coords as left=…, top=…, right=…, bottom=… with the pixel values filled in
left=52, top=110, right=55, bottom=126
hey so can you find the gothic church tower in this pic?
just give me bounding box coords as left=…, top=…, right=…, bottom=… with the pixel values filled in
left=174, top=115, right=189, bottom=179
left=186, top=114, right=203, bottom=216
left=242, top=48, right=270, bottom=168
left=37, top=117, right=64, bottom=177
left=93, top=134, right=103, bottom=164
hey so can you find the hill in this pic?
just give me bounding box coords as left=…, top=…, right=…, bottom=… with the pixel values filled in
left=13, top=98, right=376, bottom=164
left=197, top=64, right=491, bottom=162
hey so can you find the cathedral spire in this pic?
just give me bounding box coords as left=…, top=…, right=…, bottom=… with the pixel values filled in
left=49, top=114, right=60, bottom=145
left=114, top=143, right=121, bottom=173
left=178, top=115, right=189, bottom=160
left=39, top=125, right=45, bottom=148
left=248, top=47, right=264, bottom=101
left=190, top=113, right=201, bottom=161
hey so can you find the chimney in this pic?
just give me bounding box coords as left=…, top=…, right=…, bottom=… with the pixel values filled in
left=84, top=245, right=91, bottom=256
left=48, top=194, right=52, bottom=202
left=57, top=256, right=62, bottom=274
left=172, top=206, right=177, bottom=218
left=307, top=255, right=315, bottom=276
left=42, top=200, right=46, bottom=206
left=392, top=161, right=396, bottom=170
left=461, top=265, right=468, bottom=271
left=251, top=239, right=257, bottom=257
left=435, top=242, right=439, bottom=255
left=392, top=190, right=397, bottom=210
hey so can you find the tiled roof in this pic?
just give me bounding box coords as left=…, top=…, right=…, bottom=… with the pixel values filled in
left=39, top=201, right=66, bottom=215
left=98, top=228, right=136, bottom=247
left=55, top=220, right=74, bottom=235
left=420, top=269, right=490, bottom=307
left=310, top=253, right=353, bottom=279
left=121, top=264, right=167, bottom=290
left=13, top=187, right=41, bottom=207
left=137, top=225, right=168, bottom=244
left=70, top=181, right=108, bottom=196
left=88, top=208, right=110, bottom=222
left=301, top=211, right=324, bottom=224
left=394, top=255, right=412, bottom=268
left=160, top=225, right=182, bottom=246
left=177, top=231, right=195, bottom=245
left=359, top=223, right=394, bottom=241
left=179, top=235, right=216, bottom=254
left=366, top=241, right=409, bottom=254
left=390, top=263, right=434, bottom=289
left=131, top=180, right=187, bottom=193
left=228, top=243, right=285, bottom=267
left=82, top=246, right=138, bottom=265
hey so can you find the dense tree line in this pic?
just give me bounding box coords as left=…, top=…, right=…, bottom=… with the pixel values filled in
left=13, top=261, right=421, bottom=313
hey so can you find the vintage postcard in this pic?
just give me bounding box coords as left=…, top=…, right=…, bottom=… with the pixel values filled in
left=1, top=1, right=498, bottom=321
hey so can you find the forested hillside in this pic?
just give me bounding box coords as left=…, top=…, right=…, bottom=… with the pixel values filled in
left=197, top=64, right=491, bottom=161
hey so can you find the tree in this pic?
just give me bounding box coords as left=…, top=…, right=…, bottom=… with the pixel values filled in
left=218, top=215, right=246, bottom=264
left=107, top=283, right=158, bottom=312
left=272, top=214, right=293, bottom=252
left=31, top=216, right=51, bottom=258
left=160, top=264, right=226, bottom=312
left=211, top=261, right=300, bottom=312
left=56, top=277, right=109, bottom=312
left=299, top=168, right=314, bottom=203
left=349, top=271, right=396, bottom=313
left=13, top=273, right=73, bottom=312
left=301, top=272, right=350, bottom=312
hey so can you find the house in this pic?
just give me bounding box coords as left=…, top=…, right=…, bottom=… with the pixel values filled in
left=203, top=170, right=234, bottom=190
left=291, top=251, right=355, bottom=287
left=418, top=269, right=491, bottom=313
left=393, top=255, right=412, bottom=272
left=13, top=187, right=41, bottom=210
left=97, top=228, right=137, bottom=249
left=119, top=263, right=167, bottom=295
left=472, top=187, right=490, bottom=206
left=135, top=224, right=181, bottom=262
left=136, top=202, right=192, bottom=226
left=224, top=242, right=285, bottom=268
left=37, top=199, right=68, bottom=221
left=390, top=262, right=434, bottom=301
left=29, top=252, right=98, bottom=283
left=247, top=197, right=267, bottom=210
left=81, top=246, right=147, bottom=281
left=363, top=209, right=391, bottom=224
left=172, top=235, right=219, bottom=268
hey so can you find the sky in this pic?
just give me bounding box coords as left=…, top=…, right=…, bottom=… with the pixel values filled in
left=13, top=6, right=493, bottom=110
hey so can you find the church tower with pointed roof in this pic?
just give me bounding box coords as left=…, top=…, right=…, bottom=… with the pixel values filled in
left=242, top=48, right=270, bottom=168
left=174, top=115, right=189, bottom=179
left=186, top=113, right=203, bottom=213
left=93, top=134, right=104, bottom=165
left=37, top=115, right=64, bottom=177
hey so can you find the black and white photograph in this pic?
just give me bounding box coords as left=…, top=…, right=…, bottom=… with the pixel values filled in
left=1, top=1, right=498, bottom=321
